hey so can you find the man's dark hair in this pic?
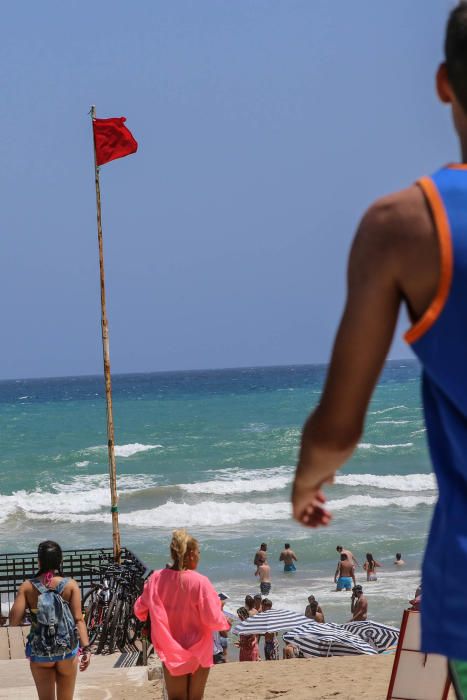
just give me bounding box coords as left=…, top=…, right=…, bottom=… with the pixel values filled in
left=253, top=593, right=262, bottom=601
left=445, top=2, right=467, bottom=112
left=260, top=543, right=267, bottom=549
left=285, top=543, right=290, bottom=549
left=396, top=552, right=402, bottom=560
left=336, top=545, right=343, bottom=552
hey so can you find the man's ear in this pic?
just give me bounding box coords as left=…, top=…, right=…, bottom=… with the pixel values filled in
left=437, top=63, right=453, bottom=104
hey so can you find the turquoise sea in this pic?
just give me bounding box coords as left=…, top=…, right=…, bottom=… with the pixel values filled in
left=0, top=361, right=433, bottom=626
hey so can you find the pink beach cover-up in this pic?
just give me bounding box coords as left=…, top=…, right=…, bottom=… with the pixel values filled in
left=134, top=568, right=230, bottom=676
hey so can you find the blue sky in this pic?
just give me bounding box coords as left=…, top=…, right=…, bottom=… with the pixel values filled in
left=0, top=1, right=457, bottom=379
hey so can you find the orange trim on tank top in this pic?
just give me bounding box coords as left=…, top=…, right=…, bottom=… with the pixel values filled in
left=404, top=176, right=453, bottom=345
left=446, top=163, right=467, bottom=170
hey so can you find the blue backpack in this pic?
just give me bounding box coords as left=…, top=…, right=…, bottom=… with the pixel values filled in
left=28, top=578, right=78, bottom=659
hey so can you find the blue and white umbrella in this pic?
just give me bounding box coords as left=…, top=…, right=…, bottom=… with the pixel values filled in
left=232, top=609, right=310, bottom=635
left=283, top=620, right=378, bottom=657
left=341, top=620, right=399, bottom=652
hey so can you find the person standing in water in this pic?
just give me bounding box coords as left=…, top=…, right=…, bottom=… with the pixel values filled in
left=334, top=553, right=356, bottom=592
left=292, top=5, right=467, bottom=695
left=394, top=553, right=405, bottom=566
left=336, top=545, right=359, bottom=568
left=363, top=553, right=381, bottom=581
left=9, top=540, right=90, bottom=700
left=255, top=553, right=272, bottom=596
left=134, top=529, right=229, bottom=700
left=279, top=543, right=298, bottom=572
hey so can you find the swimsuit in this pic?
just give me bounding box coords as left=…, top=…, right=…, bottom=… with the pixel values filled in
left=284, top=563, right=296, bottom=572
left=336, top=576, right=352, bottom=591
left=260, top=582, right=271, bottom=595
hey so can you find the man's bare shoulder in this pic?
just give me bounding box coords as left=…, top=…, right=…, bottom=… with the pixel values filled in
left=358, top=185, right=432, bottom=248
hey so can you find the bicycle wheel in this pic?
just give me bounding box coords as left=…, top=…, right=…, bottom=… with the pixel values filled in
left=83, top=588, right=101, bottom=646
left=126, top=612, right=139, bottom=646
left=97, top=595, right=117, bottom=655
left=116, top=598, right=131, bottom=651
left=107, top=597, right=124, bottom=655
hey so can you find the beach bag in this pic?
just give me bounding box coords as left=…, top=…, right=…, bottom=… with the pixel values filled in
left=28, top=578, right=78, bottom=659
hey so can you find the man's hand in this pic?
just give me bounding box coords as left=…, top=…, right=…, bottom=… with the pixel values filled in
left=291, top=482, right=332, bottom=527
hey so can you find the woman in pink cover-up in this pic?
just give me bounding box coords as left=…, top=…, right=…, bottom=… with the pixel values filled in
left=134, top=529, right=229, bottom=700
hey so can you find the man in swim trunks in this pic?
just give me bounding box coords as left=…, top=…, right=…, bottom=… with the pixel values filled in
left=279, top=543, right=298, bottom=572
left=350, top=586, right=368, bottom=621
left=292, top=6, right=467, bottom=696
left=256, top=553, right=271, bottom=596
left=334, top=553, right=356, bottom=591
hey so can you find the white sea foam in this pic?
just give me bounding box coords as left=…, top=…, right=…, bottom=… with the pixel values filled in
left=0, top=473, right=158, bottom=524
left=75, top=461, right=90, bottom=468
left=358, top=442, right=413, bottom=450
left=86, top=443, right=162, bottom=457
left=375, top=420, right=410, bottom=425
left=370, top=405, right=407, bottom=415
left=15, top=490, right=436, bottom=528
left=23, top=500, right=293, bottom=528
left=327, top=494, right=436, bottom=511
left=182, top=468, right=435, bottom=495
left=180, top=472, right=290, bottom=495
left=335, top=473, right=436, bottom=492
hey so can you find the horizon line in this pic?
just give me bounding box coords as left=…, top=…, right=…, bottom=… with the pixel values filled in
left=0, top=357, right=418, bottom=384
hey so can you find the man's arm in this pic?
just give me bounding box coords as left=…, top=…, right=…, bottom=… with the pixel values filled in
left=292, top=201, right=402, bottom=526
left=279, top=552, right=284, bottom=562
left=292, top=552, right=297, bottom=561
left=334, top=563, right=340, bottom=583
left=351, top=566, right=356, bottom=586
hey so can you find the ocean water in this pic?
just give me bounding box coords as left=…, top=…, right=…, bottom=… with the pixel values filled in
left=0, top=361, right=433, bottom=627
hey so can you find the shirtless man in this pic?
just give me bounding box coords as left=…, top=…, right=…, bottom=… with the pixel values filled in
left=305, top=594, right=324, bottom=621
left=255, top=553, right=271, bottom=596
left=279, top=543, right=298, bottom=572
left=336, top=545, right=359, bottom=568
left=394, top=553, right=405, bottom=566
left=253, top=594, right=262, bottom=613
left=350, top=586, right=368, bottom=621
left=334, top=553, right=356, bottom=591
left=305, top=599, right=324, bottom=623
left=254, top=543, right=268, bottom=569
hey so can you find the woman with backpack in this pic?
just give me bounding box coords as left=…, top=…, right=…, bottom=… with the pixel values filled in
left=134, top=529, right=229, bottom=700
left=9, top=540, right=90, bottom=700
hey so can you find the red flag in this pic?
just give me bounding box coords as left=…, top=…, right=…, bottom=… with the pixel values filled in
left=92, top=117, right=138, bottom=166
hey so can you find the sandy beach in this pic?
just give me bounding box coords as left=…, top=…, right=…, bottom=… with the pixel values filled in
left=89, top=656, right=455, bottom=700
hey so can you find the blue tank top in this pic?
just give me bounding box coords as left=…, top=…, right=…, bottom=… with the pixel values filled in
left=405, top=164, right=467, bottom=661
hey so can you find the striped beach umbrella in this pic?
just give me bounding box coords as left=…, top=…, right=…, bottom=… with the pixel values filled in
left=232, top=609, right=310, bottom=634
left=283, top=621, right=378, bottom=657
left=341, top=620, right=399, bottom=652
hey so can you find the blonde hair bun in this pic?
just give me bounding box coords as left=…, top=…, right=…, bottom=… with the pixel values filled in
left=170, top=529, right=198, bottom=570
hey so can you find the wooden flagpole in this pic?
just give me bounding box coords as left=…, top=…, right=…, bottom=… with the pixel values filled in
left=91, top=105, right=121, bottom=562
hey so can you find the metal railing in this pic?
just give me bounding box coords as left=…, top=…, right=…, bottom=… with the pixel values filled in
left=0, top=546, right=148, bottom=612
